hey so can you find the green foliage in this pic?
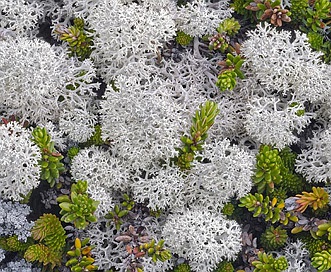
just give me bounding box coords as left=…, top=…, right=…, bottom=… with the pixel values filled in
left=172, top=263, right=191, bottom=272
left=304, top=0, right=331, bottom=32
left=221, top=202, right=235, bottom=217
left=54, top=17, right=94, bottom=61
left=176, top=31, right=193, bottom=46
left=269, top=187, right=287, bottom=203
left=217, top=18, right=241, bottom=36
left=80, top=125, right=105, bottom=148
left=139, top=239, right=172, bottom=263
left=66, top=237, right=98, bottom=271
left=105, top=204, right=130, bottom=230
left=260, top=226, right=288, bottom=251
left=308, top=31, right=326, bottom=51
left=239, top=193, right=298, bottom=225
left=290, top=0, right=309, bottom=23
left=289, top=102, right=305, bottom=117
left=24, top=243, right=62, bottom=269
left=321, top=42, right=331, bottom=63
left=231, top=0, right=253, bottom=18
left=121, top=193, right=135, bottom=211
left=280, top=172, right=304, bottom=195
left=306, top=32, right=331, bottom=63
left=104, top=194, right=136, bottom=230
left=277, top=146, right=304, bottom=195
left=312, top=250, right=331, bottom=271
left=216, top=53, right=245, bottom=92
left=252, top=252, right=288, bottom=272
left=253, top=145, right=282, bottom=194
left=213, top=260, right=234, bottom=272
left=216, top=70, right=237, bottom=91
left=31, top=213, right=66, bottom=252
left=0, top=235, right=33, bottom=252
left=279, top=147, right=297, bottom=172
left=172, top=101, right=219, bottom=170
left=300, top=234, right=331, bottom=256
left=57, top=180, right=99, bottom=229
left=32, top=127, right=65, bottom=187
left=67, top=146, right=80, bottom=161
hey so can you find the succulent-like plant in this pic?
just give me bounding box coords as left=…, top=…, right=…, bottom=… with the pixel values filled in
left=31, top=213, right=66, bottom=252
left=32, top=127, right=65, bottom=187
left=66, top=237, right=98, bottom=271
left=312, top=250, right=331, bottom=271
left=294, top=187, right=329, bottom=213
left=307, top=31, right=326, bottom=51
left=115, top=225, right=171, bottom=272
left=260, top=226, right=288, bottom=251
left=216, top=70, right=238, bottom=91
left=221, top=202, right=235, bottom=217
left=253, top=145, right=283, bottom=194
left=24, top=243, right=62, bottom=269
left=216, top=53, right=245, bottom=92
left=245, top=0, right=291, bottom=27
left=54, top=17, right=94, bottom=60
left=24, top=213, right=66, bottom=269
left=239, top=193, right=298, bottom=225
left=279, top=147, right=297, bottom=172
left=172, top=101, right=219, bottom=170
left=139, top=239, right=172, bottom=263
left=0, top=235, right=33, bottom=252
left=208, top=33, right=230, bottom=52
left=217, top=18, right=241, bottom=36
left=121, top=193, right=135, bottom=211
left=57, top=180, right=99, bottom=229
left=252, top=252, right=288, bottom=272
left=315, top=221, right=331, bottom=241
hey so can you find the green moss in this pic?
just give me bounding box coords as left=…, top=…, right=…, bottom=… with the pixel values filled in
left=221, top=202, right=235, bottom=217
left=173, top=263, right=191, bottom=272
left=213, top=261, right=234, bottom=272
left=176, top=31, right=193, bottom=46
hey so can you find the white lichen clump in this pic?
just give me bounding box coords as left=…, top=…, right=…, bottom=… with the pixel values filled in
left=162, top=207, right=242, bottom=272
left=0, top=122, right=41, bottom=201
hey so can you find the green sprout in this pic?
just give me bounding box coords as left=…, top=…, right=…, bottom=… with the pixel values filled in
left=217, top=18, right=241, bottom=36
left=66, top=237, right=98, bottom=271
left=54, top=17, right=94, bottom=61
left=253, top=145, right=282, bottom=194
left=31, top=127, right=65, bottom=187
left=261, top=226, right=288, bottom=251
left=216, top=53, right=245, bottom=92
left=239, top=193, right=298, bottom=225
left=172, top=101, right=219, bottom=170
left=57, top=180, right=99, bottom=229
left=252, top=252, right=288, bottom=272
